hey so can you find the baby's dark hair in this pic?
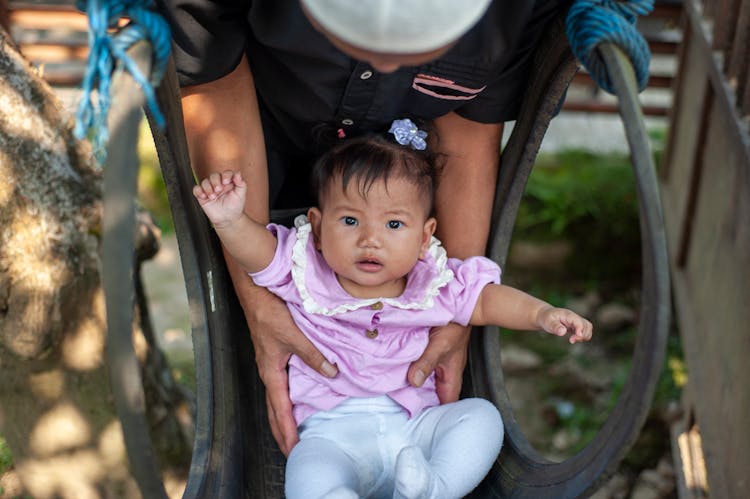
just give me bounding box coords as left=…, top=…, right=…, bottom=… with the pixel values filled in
left=311, top=134, right=442, bottom=214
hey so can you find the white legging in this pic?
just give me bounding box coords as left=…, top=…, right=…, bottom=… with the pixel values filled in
left=285, top=396, right=503, bottom=499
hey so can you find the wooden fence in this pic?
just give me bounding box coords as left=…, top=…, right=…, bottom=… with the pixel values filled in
left=659, top=0, right=750, bottom=498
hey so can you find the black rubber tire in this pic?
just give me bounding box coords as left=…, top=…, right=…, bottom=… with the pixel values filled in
left=149, top=60, right=286, bottom=498
left=462, top=27, right=671, bottom=499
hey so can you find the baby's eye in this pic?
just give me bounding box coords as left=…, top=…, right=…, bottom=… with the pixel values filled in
left=341, top=216, right=358, bottom=226
left=387, top=220, right=403, bottom=230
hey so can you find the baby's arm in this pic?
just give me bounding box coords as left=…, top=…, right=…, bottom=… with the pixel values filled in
left=470, top=284, right=593, bottom=344
left=193, top=170, right=277, bottom=273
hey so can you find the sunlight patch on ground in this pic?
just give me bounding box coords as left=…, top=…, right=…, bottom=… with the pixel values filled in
left=27, top=369, right=65, bottom=402
left=62, top=290, right=105, bottom=371
left=29, top=403, right=91, bottom=457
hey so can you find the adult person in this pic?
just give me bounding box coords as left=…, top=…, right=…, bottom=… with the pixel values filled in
left=156, top=0, right=569, bottom=457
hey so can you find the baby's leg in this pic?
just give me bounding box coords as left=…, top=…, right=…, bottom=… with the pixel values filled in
left=285, top=437, right=360, bottom=499
left=396, top=398, right=504, bottom=499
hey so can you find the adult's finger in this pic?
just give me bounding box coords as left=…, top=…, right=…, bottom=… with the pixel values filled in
left=289, top=334, right=338, bottom=378
left=264, top=372, right=298, bottom=457
left=407, top=323, right=469, bottom=403
left=248, top=288, right=338, bottom=380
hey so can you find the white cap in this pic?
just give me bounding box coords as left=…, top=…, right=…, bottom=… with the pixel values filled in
left=301, top=0, right=492, bottom=54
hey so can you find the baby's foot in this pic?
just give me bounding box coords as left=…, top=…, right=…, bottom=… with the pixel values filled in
left=393, top=446, right=437, bottom=499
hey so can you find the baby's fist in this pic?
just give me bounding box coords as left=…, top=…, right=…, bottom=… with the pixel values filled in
left=540, top=307, right=593, bottom=344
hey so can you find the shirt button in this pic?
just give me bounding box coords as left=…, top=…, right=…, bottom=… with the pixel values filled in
left=370, top=301, right=383, bottom=310
left=365, top=328, right=379, bottom=339
left=341, top=118, right=354, bottom=126
left=360, top=70, right=373, bottom=80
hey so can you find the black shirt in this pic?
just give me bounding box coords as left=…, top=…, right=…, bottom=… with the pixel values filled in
left=158, top=0, right=568, bottom=155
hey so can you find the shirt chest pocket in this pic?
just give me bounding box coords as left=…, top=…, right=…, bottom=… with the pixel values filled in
left=403, top=62, right=491, bottom=119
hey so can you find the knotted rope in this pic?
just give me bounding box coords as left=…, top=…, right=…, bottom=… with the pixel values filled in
left=566, top=0, right=654, bottom=94
left=74, top=0, right=170, bottom=162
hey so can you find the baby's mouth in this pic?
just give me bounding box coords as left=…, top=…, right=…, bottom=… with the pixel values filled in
left=356, top=258, right=383, bottom=272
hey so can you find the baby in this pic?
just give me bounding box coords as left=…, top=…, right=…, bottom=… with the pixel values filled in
left=193, top=120, right=592, bottom=499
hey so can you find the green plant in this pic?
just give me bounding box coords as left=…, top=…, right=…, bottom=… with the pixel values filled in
left=0, top=436, right=13, bottom=475
left=519, top=149, right=638, bottom=238
left=515, top=149, right=642, bottom=285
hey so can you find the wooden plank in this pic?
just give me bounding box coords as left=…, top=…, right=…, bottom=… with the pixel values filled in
left=17, top=43, right=87, bottom=61
left=562, top=100, right=669, bottom=116
left=727, top=0, right=750, bottom=110
left=7, top=0, right=77, bottom=9
left=8, top=7, right=86, bottom=30
left=653, top=2, right=686, bottom=23
left=678, top=97, right=750, bottom=499
left=660, top=22, right=710, bottom=258
left=649, top=39, right=682, bottom=55
left=661, top=2, right=750, bottom=496
left=659, top=10, right=693, bottom=181
left=712, top=0, right=739, bottom=52
left=670, top=405, right=710, bottom=499
left=572, top=72, right=674, bottom=89
left=1, top=0, right=9, bottom=31
left=678, top=0, right=750, bottom=177
left=675, top=84, right=711, bottom=267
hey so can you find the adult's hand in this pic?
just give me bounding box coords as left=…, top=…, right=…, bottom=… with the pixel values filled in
left=407, top=322, right=471, bottom=403
left=242, top=283, right=338, bottom=456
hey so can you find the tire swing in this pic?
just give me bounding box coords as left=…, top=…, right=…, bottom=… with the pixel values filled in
left=87, top=1, right=670, bottom=497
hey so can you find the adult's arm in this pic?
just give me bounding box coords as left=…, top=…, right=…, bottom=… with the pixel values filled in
left=408, top=111, right=503, bottom=401
left=180, top=55, right=336, bottom=456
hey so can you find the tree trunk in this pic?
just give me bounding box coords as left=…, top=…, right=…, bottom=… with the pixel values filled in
left=0, top=26, right=190, bottom=498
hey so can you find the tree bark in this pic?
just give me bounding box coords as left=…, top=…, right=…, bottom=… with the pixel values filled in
left=0, top=26, right=190, bottom=498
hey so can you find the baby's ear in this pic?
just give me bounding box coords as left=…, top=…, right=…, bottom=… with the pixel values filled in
left=307, top=207, right=323, bottom=250
left=420, top=217, right=437, bottom=258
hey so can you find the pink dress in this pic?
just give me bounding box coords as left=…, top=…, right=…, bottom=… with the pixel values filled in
left=250, top=218, right=501, bottom=425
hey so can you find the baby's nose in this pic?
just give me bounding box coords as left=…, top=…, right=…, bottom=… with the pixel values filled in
left=358, top=226, right=381, bottom=247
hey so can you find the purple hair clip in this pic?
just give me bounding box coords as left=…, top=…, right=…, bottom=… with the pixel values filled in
left=388, top=118, right=428, bottom=151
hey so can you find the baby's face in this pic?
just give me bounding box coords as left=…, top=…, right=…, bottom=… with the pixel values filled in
left=308, top=176, right=436, bottom=299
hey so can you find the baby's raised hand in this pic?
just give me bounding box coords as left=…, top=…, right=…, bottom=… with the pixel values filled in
left=193, top=171, right=247, bottom=228
left=538, top=306, right=593, bottom=344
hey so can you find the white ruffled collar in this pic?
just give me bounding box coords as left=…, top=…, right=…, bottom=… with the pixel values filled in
left=291, top=215, right=454, bottom=316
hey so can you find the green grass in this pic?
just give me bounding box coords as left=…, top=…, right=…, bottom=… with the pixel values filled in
left=1, top=436, right=13, bottom=495
left=520, top=149, right=638, bottom=239
left=514, top=147, right=645, bottom=288
left=0, top=437, right=12, bottom=473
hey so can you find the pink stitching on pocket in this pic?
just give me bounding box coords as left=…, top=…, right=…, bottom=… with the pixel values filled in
left=412, top=74, right=487, bottom=100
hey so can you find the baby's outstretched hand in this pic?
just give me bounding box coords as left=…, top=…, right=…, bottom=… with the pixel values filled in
left=538, top=306, right=593, bottom=344
left=193, top=170, right=247, bottom=228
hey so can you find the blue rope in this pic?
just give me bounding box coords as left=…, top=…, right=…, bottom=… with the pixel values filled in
left=566, top=0, right=654, bottom=94
left=74, top=0, right=170, bottom=163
